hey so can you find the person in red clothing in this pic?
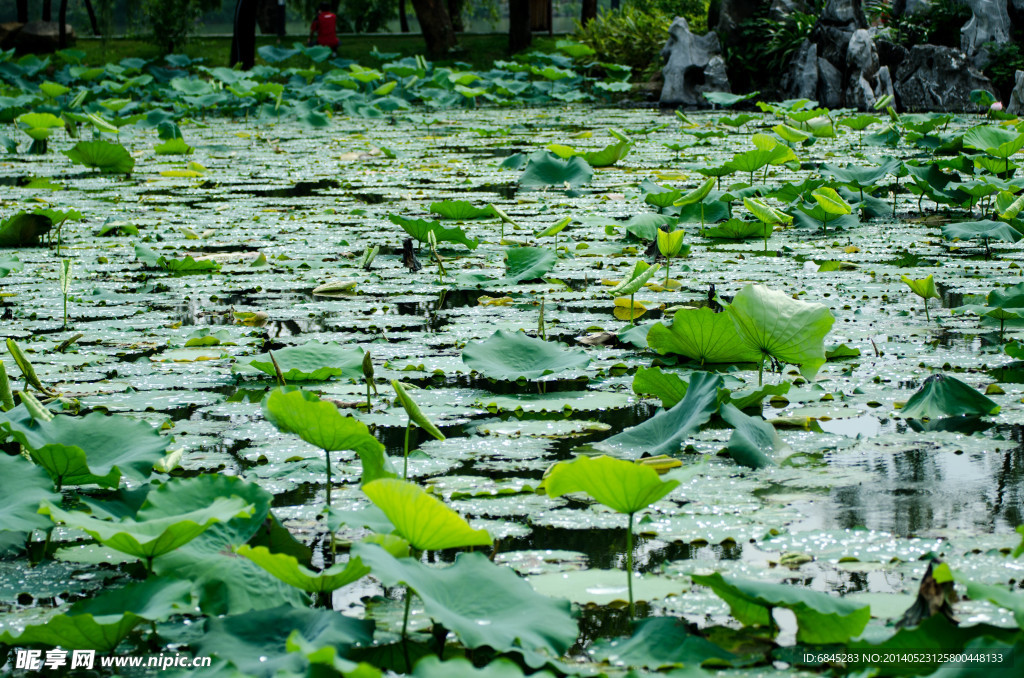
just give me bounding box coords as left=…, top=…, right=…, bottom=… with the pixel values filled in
left=309, top=2, right=340, bottom=53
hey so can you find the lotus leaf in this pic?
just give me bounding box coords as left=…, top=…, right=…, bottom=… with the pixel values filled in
left=247, top=341, right=364, bottom=381
left=414, top=657, right=554, bottom=678
left=647, top=307, right=762, bottom=365
left=63, top=139, right=134, bottom=174
left=727, top=285, right=835, bottom=380
left=42, top=486, right=254, bottom=562
left=588, top=617, right=736, bottom=670
left=428, top=200, right=496, bottom=220
left=0, top=407, right=169, bottom=488
left=703, top=219, right=770, bottom=239
left=595, top=371, right=724, bottom=459
left=719, top=403, right=780, bottom=469
left=134, top=243, right=221, bottom=272
left=962, top=125, right=1024, bottom=161
left=362, top=478, right=492, bottom=550
left=811, top=187, right=853, bottom=215
left=462, top=330, right=590, bottom=381
left=518, top=150, right=593, bottom=190
left=235, top=545, right=372, bottom=593
left=504, top=246, right=557, bottom=283
left=196, top=605, right=374, bottom=678
left=544, top=455, right=680, bottom=514
left=154, top=137, right=193, bottom=155
left=547, top=138, right=631, bottom=167
left=941, top=219, right=1022, bottom=246
left=0, top=254, right=22, bottom=276
left=353, top=543, right=576, bottom=661
left=901, top=374, right=1000, bottom=419
left=388, top=213, right=480, bottom=249
left=0, top=452, right=60, bottom=533
left=632, top=366, right=689, bottom=408
left=0, top=210, right=53, bottom=246
left=609, top=260, right=660, bottom=297
left=692, top=572, right=870, bottom=644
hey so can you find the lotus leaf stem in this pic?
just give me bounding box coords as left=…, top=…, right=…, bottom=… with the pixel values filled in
left=402, top=589, right=413, bottom=669
left=627, top=511, right=635, bottom=619
left=324, top=449, right=332, bottom=506
left=403, top=421, right=412, bottom=480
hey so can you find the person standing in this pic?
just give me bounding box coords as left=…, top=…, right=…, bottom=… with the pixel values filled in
left=309, top=2, right=340, bottom=53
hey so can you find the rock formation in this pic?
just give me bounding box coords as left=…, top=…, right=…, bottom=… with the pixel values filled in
left=895, top=45, right=993, bottom=111
left=1007, top=70, right=1024, bottom=115
left=960, top=0, right=1012, bottom=54
left=659, top=17, right=732, bottom=107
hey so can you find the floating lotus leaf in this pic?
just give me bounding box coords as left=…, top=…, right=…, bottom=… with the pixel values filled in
left=648, top=308, right=762, bottom=365
left=693, top=572, right=870, bottom=644
left=544, top=455, right=679, bottom=515
left=462, top=330, right=590, bottom=381
left=518, top=150, right=593, bottom=190
left=362, top=478, right=491, bottom=551
left=0, top=453, right=60, bottom=533
left=941, top=219, right=1022, bottom=245
left=413, top=657, right=554, bottom=678
left=901, top=374, right=1000, bottom=419
left=503, top=246, right=556, bottom=283
left=247, top=341, right=364, bottom=381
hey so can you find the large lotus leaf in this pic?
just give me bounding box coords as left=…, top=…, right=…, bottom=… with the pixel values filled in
left=247, top=341, right=364, bottom=381
left=588, top=617, right=737, bottom=670
left=719, top=403, right=780, bottom=469
left=544, top=455, right=679, bottom=514
left=727, top=285, right=834, bottom=379
left=462, top=330, right=590, bottom=381
left=62, top=139, right=134, bottom=174
left=354, top=543, right=576, bottom=660
left=941, top=219, right=1022, bottom=244
left=648, top=308, right=762, bottom=365
left=0, top=253, right=22, bottom=276
left=262, top=387, right=391, bottom=483
left=429, top=200, right=496, bottom=220
left=414, top=657, right=555, bottom=678
left=0, top=577, right=191, bottom=651
left=42, top=495, right=253, bottom=561
left=692, top=572, right=870, bottom=644
left=0, top=408, right=169, bottom=487
left=362, top=478, right=491, bottom=551
left=518, top=151, right=593, bottom=190
left=819, top=162, right=897, bottom=189
left=504, top=246, right=557, bottom=283
left=387, top=213, right=480, bottom=249
left=704, top=219, right=770, bottom=239
left=549, top=140, right=631, bottom=167
left=962, top=125, right=1024, bottom=159
left=0, top=453, right=60, bottom=533
left=594, top=372, right=724, bottom=459
left=235, top=545, right=368, bottom=594
left=196, top=605, right=374, bottom=678
left=901, top=374, right=1000, bottom=419
left=0, top=211, right=53, bottom=247
left=632, top=366, right=689, bottom=408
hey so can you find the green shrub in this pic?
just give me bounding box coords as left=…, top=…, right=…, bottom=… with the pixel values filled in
left=982, top=41, right=1024, bottom=101
left=142, top=0, right=220, bottom=54
left=874, top=0, right=971, bottom=48
left=724, top=8, right=817, bottom=93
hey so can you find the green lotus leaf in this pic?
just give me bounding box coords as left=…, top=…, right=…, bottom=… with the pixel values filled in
left=632, top=366, right=690, bottom=408
left=703, top=90, right=758, bottom=107
left=17, top=111, right=64, bottom=130
left=462, top=330, right=590, bottom=381
left=414, top=657, right=554, bottom=678
left=504, top=246, right=557, bottom=283
left=727, top=145, right=795, bottom=176
left=594, top=371, right=724, bottom=459
left=362, top=478, right=492, bottom=551
left=719, top=403, right=780, bottom=469
left=704, top=219, right=770, bottom=239
left=839, top=114, right=883, bottom=131
left=901, top=274, right=940, bottom=301
left=428, top=200, right=496, bottom=220
left=247, top=341, right=365, bottom=381
left=544, top=455, right=679, bottom=514
left=609, top=260, right=660, bottom=297
left=727, top=284, right=835, bottom=379
left=0, top=452, right=60, bottom=533
left=42, top=481, right=254, bottom=562
left=153, top=477, right=308, bottom=615
left=624, top=212, right=678, bottom=240
left=0, top=210, right=53, bottom=247
left=133, top=243, right=221, bottom=272
left=196, top=605, right=374, bottom=678
left=656, top=228, right=686, bottom=257
left=353, top=543, right=576, bottom=659
left=810, top=186, right=853, bottom=215
left=391, top=380, right=445, bottom=441
left=62, top=139, right=134, bottom=174
left=941, top=219, right=1022, bottom=245
left=535, top=216, right=571, bottom=238
left=962, top=125, right=1024, bottom=159
left=0, top=407, right=169, bottom=488
left=819, top=161, right=898, bottom=190
left=154, top=137, right=193, bottom=155
left=588, top=617, right=736, bottom=670
left=0, top=253, right=22, bottom=276
left=548, top=139, right=631, bottom=167
left=743, top=197, right=791, bottom=224
left=387, top=213, right=480, bottom=249
left=729, top=381, right=791, bottom=409
left=518, top=151, right=593, bottom=190
left=901, top=374, right=1000, bottom=419
left=692, top=572, right=870, bottom=644
left=648, top=308, right=762, bottom=365
left=0, top=577, right=192, bottom=652
left=235, top=545, right=369, bottom=593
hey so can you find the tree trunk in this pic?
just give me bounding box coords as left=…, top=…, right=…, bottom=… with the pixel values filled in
left=580, top=0, right=597, bottom=25
left=447, top=0, right=464, bottom=32
left=230, top=0, right=258, bottom=70
left=58, top=0, right=67, bottom=47
left=410, top=0, right=457, bottom=59
left=509, top=0, right=531, bottom=54
left=42, top=0, right=52, bottom=22
left=17, top=0, right=28, bottom=23
left=399, top=0, right=409, bottom=33
left=83, top=0, right=100, bottom=35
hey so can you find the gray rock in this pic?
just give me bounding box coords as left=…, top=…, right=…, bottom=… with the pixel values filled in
left=782, top=40, right=819, bottom=100
left=961, top=0, right=1011, bottom=54
left=1007, top=70, right=1024, bottom=116
left=659, top=18, right=732, bottom=107
left=9, top=21, right=75, bottom=53
left=817, top=57, right=844, bottom=108
left=894, top=44, right=995, bottom=111
left=893, top=0, right=933, bottom=15
left=820, top=0, right=868, bottom=27
left=770, top=0, right=808, bottom=21
left=715, top=0, right=762, bottom=44
left=847, top=28, right=879, bottom=74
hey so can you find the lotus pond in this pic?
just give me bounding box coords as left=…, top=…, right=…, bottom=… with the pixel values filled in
left=3, top=50, right=1024, bottom=678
